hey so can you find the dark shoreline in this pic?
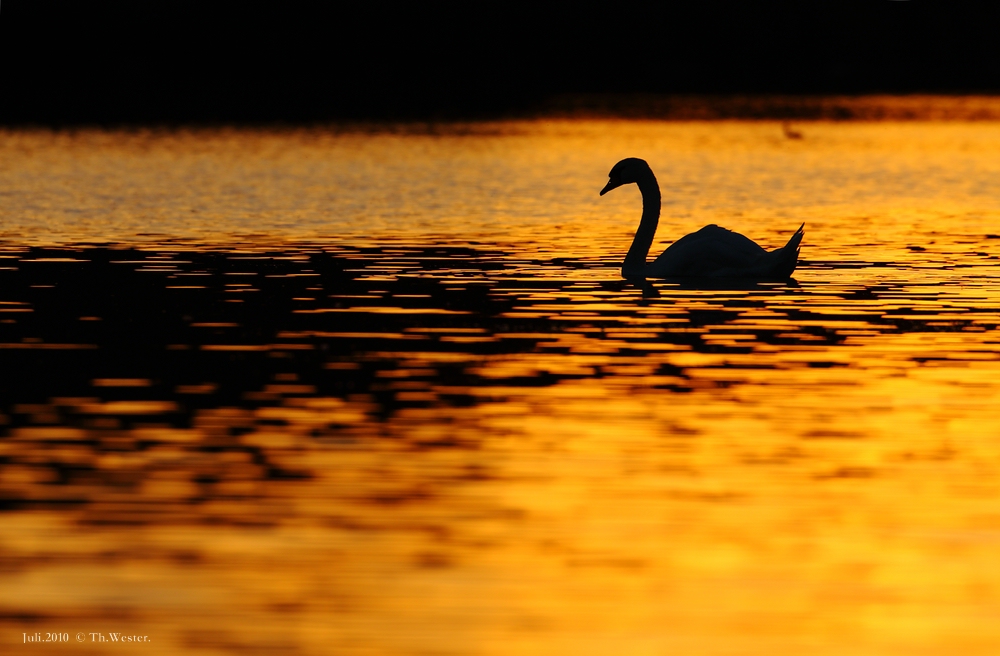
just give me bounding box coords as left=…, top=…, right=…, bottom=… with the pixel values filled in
left=538, top=94, right=1000, bottom=122
left=5, top=95, right=1000, bottom=130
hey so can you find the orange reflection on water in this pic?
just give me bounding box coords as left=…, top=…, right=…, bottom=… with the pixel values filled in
left=3, top=116, right=1000, bottom=653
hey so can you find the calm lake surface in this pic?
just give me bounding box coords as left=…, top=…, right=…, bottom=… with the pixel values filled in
left=3, top=120, right=1000, bottom=654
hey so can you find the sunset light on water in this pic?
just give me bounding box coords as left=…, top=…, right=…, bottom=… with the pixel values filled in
left=3, top=115, right=1000, bottom=653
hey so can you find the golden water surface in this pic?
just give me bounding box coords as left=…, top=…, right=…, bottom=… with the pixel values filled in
left=3, top=119, right=1000, bottom=654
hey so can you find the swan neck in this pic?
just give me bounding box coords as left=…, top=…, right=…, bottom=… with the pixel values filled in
left=622, top=172, right=661, bottom=277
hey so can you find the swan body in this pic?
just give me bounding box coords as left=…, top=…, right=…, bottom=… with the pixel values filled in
left=600, top=157, right=804, bottom=280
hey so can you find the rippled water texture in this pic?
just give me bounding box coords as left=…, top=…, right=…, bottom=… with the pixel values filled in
left=4, top=120, right=1000, bottom=654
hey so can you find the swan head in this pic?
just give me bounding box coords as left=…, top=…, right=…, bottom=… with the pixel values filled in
left=600, top=157, right=652, bottom=196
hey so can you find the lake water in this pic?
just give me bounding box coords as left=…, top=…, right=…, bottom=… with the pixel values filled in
left=3, top=119, right=1000, bottom=654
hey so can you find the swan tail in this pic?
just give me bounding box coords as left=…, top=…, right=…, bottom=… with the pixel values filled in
left=770, top=223, right=804, bottom=279
left=785, top=222, right=805, bottom=253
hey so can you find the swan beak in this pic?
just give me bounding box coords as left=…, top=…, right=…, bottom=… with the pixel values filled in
left=599, top=179, right=620, bottom=196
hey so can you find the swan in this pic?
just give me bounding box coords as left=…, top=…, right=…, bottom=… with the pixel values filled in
left=600, top=157, right=804, bottom=280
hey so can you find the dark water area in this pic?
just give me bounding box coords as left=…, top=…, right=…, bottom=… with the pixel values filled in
left=4, top=239, right=1000, bottom=512
left=2, top=244, right=812, bottom=459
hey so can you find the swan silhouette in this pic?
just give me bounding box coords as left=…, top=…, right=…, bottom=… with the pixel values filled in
left=600, top=158, right=804, bottom=280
